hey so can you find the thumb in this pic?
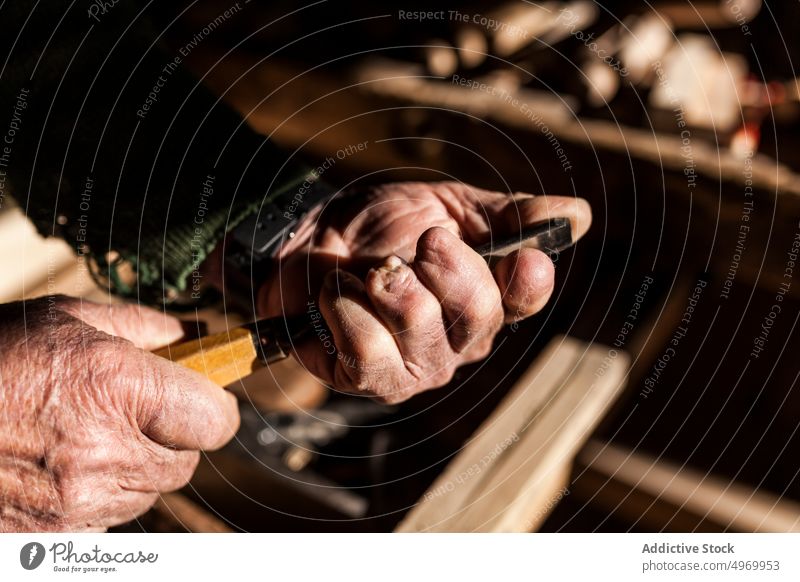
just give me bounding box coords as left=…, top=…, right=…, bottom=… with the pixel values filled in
left=56, top=296, right=185, bottom=350
left=142, top=352, right=241, bottom=451
left=500, top=193, right=592, bottom=243
left=115, top=347, right=240, bottom=451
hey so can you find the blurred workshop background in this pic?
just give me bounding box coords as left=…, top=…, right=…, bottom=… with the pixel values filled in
left=4, top=0, right=799, bottom=532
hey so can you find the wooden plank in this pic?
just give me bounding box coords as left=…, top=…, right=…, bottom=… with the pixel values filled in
left=396, top=338, right=580, bottom=532
left=25, top=254, right=110, bottom=302
left=151, top=493, right=233, bottom=533
left=397, top=336, right=629, bottom=532
left=0, top=208, right=79, bottom=303
left=574, top=440, right=800, bottom=532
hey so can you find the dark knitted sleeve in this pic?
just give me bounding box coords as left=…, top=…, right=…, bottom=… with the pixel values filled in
left=0, top=1, right=311, bottom=303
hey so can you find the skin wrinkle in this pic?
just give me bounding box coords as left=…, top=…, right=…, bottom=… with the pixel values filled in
left=118, top=443, right=199, bottom=493
left=131, top=355, right=168, bottom=445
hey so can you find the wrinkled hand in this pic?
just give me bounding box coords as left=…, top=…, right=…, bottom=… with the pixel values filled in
left=260, top=181, right=591, bottom=403
left=0, top=296, right=239, bottom=532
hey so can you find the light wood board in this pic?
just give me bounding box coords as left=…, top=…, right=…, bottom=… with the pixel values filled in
left=397, top=336, right=629, bottom=532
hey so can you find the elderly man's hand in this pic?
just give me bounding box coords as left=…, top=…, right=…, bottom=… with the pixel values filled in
left=0, top=296, right=239, bottom=532
left=260, top=181, right=591, bottom=403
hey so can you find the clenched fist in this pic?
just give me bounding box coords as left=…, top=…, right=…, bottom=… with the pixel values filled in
left=0, top=296, right=239, bottom=532
left=260, top=181, right=591, bottom=403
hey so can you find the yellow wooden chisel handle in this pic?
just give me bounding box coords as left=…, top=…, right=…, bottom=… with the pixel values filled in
left=153, top=327, right=263, bottom=387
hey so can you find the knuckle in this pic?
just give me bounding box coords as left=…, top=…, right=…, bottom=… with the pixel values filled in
left=416, top=226, right=451, bottom=257
left=334, top=355, right=401, bottom=398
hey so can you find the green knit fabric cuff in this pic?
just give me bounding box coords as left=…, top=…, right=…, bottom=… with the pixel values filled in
left=98, top=165, right=313, bottom=304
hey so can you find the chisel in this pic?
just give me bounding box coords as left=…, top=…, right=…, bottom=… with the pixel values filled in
left=154, top=218, right=573, bottom=386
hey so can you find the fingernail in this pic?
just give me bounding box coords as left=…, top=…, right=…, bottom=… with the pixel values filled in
left=372, top=264, right=404, bottom=294
left=381, top=255, right=406, bottom=272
